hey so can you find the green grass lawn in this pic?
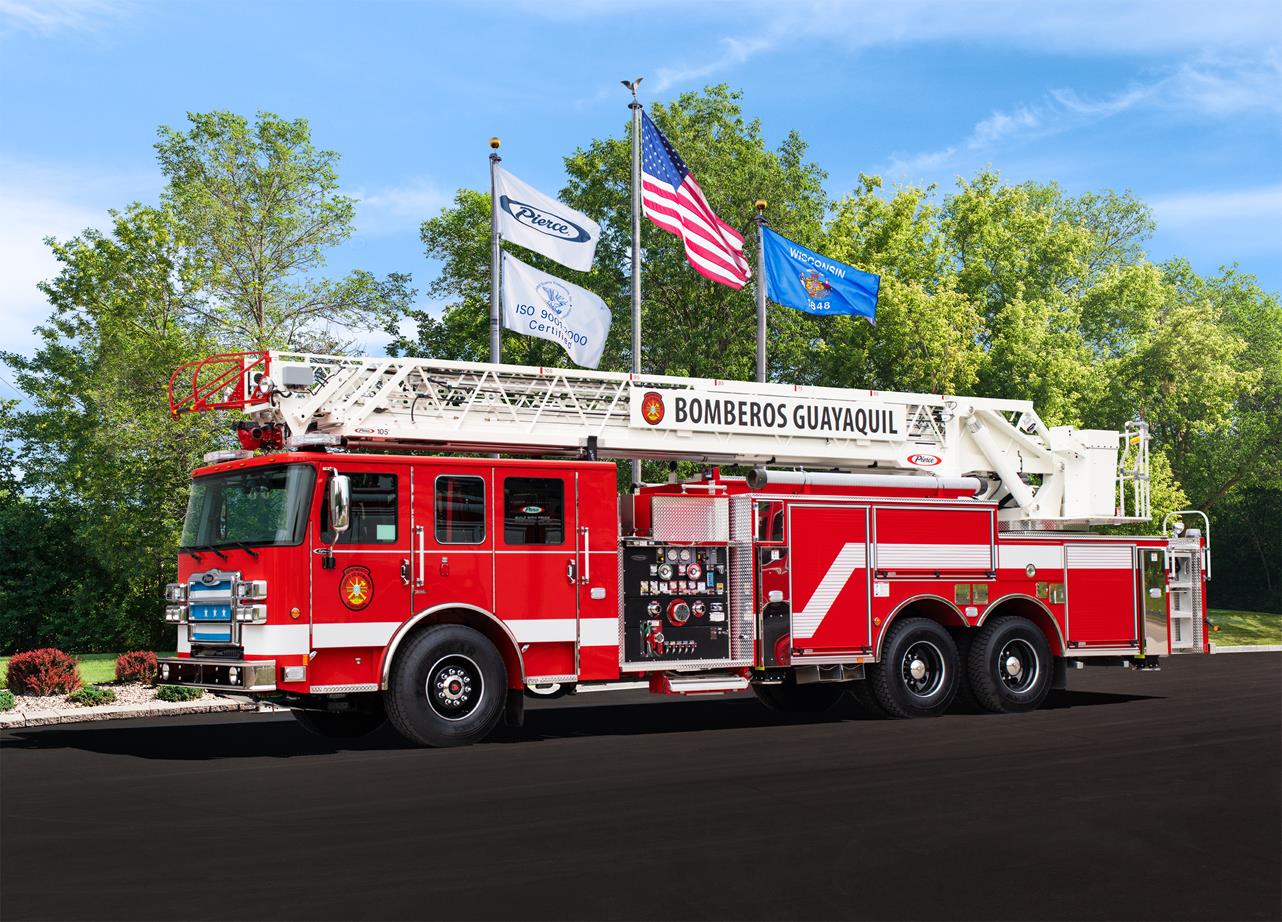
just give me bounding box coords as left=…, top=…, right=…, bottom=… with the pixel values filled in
left=1209, top=609, right=1282, bottom=646
left=0, top=652, right=175, bottom=689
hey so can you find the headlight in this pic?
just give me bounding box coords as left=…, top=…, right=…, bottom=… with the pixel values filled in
left=165, top=606, right=186, bottom=623
left=235, top=579, right=268, bottom=601
left=164, top=583, right=187, bottom=602
left=160, top=663, right=170, bottom=681
left=235, top=604, right=267, bottom=623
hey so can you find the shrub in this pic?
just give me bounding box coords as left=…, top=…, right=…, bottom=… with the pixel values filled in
left=67, top=685, right=117, bottom=707
left=5, top=648, right=82, bottom=696
left=156, top=685, right=203, bottom=702
left=0, top=690, right=15, bottom=711
left=115, top=650, right=159, bottom=685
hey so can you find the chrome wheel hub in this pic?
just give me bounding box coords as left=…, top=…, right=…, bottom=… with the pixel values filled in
left=998, top=639, right=1039, bottom=693
left=427, top=655, right=483, bottom=721
left=900, top=640, right=946, bottom=699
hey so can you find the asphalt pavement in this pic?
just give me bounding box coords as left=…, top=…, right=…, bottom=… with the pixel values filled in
left=3, top=652, right=1279, bottom=921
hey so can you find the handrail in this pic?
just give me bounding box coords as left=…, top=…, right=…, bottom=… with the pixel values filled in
left=1162, top=509, right=1211, bottom=581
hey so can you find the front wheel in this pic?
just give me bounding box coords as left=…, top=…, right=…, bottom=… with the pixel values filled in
left=291, top=707, right=386, bottom=738
left=966, top=616, right=1053, bottom=713
left=385, top=624, right=507, bottom=747
left=867, top=617, right=960, bottom=718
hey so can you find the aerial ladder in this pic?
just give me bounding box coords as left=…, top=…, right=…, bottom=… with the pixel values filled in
left=170, top=351, right=1151, bottom=528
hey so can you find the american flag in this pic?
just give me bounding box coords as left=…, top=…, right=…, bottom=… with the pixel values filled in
left=640, top=111, right=751, bottom=290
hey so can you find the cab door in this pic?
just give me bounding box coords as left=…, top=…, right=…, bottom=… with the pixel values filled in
left=311, top=464, right=413, bottom=655
left=411, top=466, right=494, bottom=617
left=493, top=468, right=579, bottom=680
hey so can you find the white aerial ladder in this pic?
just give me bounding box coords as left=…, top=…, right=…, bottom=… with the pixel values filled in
left=170, top=351, right=1151, bottom=527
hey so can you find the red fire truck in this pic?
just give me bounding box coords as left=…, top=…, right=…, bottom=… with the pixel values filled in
left=157, top=351, right=1211, bottom=746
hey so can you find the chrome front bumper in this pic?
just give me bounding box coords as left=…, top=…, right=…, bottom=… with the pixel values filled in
left=156, top=658, right=276, bottom=692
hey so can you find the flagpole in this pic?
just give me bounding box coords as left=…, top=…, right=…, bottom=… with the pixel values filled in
left=754, top=199, right=767, bottom=383
left=488, top=136, right=502, bottom=365
left=625, top=77, right=644, bottom=487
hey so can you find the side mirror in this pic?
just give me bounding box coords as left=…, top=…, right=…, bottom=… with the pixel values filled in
left=328, top=474, right=351, bottom=534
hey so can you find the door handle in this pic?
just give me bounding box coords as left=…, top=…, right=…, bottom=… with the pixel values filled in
left=414, top=525, right=425, bottom=588
left=579, top=526, right=590, bottom=583
left=400, top=559, right=411, bottom=586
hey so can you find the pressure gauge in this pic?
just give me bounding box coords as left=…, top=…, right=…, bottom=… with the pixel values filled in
left=679, top=548, right=692, bottom=562
left=666, top=549, right=679, bottom=562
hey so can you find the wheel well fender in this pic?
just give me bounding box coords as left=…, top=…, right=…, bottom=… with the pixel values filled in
left=875, top=595, right=968, bottom=660
left=977, top=595, right=1065, bottom=655
left=379, top=604, right=525, bottom=690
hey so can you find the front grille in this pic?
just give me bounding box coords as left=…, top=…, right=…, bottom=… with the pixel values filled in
left=186, top=569, right=238, bottom=645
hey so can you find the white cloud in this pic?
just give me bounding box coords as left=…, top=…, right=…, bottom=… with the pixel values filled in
left=0, top=0, right=128, bottom=33
left=1149, top=184, right=1282, bottom=228
left=350, top=178, right=449, bottom=235
left=0, top=158, right=159, bottom=358
left=651, top=36, right=772, bottom=92
left=885, top=56, right=1282, bottom=178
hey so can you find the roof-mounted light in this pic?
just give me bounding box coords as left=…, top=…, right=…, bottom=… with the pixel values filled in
left=287, top=433, right=344, bottom=449
left=203, top=449, right=254, bottom=464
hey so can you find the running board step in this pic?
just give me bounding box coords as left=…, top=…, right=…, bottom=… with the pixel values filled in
left=652, top=674, right=750, bottom=695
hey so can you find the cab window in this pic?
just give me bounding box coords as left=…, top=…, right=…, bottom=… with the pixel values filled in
left=435, top=475, right=486, bottom=544
left=756, top=501, right=785, bottom=542
left=504, top=477, right=565, bottom=545
left=321, top=472, right=398, bottom=544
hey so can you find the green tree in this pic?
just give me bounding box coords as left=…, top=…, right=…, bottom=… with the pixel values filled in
left=156, top=111, right=413, bottom=352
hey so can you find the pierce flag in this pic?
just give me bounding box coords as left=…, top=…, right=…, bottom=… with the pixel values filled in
left=640, top=112, right=751, bottom=290
left=761, top=226, right=879, bottom=322
left=494, top=166, right=600, bottom=272
left=501, top=252, right=612, bottom=368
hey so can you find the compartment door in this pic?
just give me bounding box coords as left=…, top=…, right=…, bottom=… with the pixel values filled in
left=1065, top=544, right=1139, bottom=648
left=788, top=505, right=870, bottom=657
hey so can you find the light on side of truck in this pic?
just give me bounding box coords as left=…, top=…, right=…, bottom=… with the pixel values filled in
left=235, top=579, right=268, bottom=601
left=235, top=604, right=267, bottom=623
left=164, top=583, right=187, bottom=602
left=282, top=665, right=307, bottom=683
left=165, top=606, right=186, bottom=622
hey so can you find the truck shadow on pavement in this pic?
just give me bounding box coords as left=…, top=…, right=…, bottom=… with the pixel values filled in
left=0, top=687, right=1159, bottom=761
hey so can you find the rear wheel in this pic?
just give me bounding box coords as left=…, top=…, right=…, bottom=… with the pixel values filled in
left=752, top=679, right=846, bottom=714
left=291, top=707, right=386, bottom=739
left=868, top=617, right=960, bottom=718
left=386, top=624, right=507, bottom=747
left=966, top=616, right=1053, bottom=713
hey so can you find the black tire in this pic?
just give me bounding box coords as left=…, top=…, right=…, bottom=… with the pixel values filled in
left=966, top=616, right=1053, bottom=713
left=751, top=679, right=846, bottom=714
left=385, top=624, right=507, bottom=747
left=291, top=707, right=386, bottom=738
left=952, top=629, right=980, bottom=711
left=868, top=617, right=960, bottom=718
left=847, top=680, right=887, bottom=717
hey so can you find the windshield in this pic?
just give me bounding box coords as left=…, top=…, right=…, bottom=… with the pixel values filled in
left=181, top=464, right=316, bottom=549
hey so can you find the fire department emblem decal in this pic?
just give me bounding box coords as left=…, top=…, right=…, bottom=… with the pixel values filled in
left=801, top=270, right=832, bottom=299
left=339, top=566, right=374, bottom=611
left=640, top=391, right=665, bottom=425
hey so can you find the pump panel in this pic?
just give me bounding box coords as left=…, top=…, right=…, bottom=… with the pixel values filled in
left=621, top=540, right=731, bottom=665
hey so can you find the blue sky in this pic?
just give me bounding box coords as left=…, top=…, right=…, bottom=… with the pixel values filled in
left=1, top=0, right=1279, bottom=371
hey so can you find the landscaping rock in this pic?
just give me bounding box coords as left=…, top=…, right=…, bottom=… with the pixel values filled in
left=0, top=683, right=273, bottom=728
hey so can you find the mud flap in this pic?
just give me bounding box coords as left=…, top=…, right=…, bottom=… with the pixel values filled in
left=504, top=688, right=525, bottom=727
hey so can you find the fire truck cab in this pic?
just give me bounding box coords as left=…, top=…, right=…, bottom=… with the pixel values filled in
left=157, top=352, right=1210, bottom=746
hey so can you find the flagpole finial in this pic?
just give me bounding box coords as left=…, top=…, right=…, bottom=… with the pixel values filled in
left=489, top=137, right=501, bottom=150
left=755, top=199, right=767, bottom=212
left=621, top=77, right=643, bottom=106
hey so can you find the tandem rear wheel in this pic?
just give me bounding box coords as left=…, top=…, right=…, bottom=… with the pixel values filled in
left=867, top=617, right=960, bottom=718
left=385, top=624, right=508, bottom=747
left=965, top=615, right=1053, bottom=713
